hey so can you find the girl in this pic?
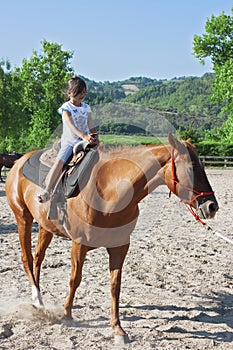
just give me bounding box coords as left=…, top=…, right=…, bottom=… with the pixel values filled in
left=37, top=75, right=98, bottom=202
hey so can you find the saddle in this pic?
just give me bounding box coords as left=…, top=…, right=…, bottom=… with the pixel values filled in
left=22, top=140, right=99, bottom=220
left=39, top=140, right=89, bottom=171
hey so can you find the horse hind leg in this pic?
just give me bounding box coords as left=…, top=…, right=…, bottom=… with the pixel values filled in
left=64, top=242, right=90, bottom=319
left=33, top=226, right=53, bottom=306
left=107, top=244, right=130, bottom=344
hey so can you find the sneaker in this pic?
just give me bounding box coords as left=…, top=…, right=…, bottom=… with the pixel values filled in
left=37, top=190, right=51, bottom=203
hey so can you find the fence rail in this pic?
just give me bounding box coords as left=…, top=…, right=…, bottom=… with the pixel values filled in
left=200, top=156, right=233, bottom=168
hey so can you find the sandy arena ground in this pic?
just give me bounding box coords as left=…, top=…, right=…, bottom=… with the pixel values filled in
left=0, top=169, right=233, bottom=349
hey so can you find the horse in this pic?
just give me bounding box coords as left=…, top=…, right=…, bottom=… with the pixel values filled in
left=5, top=134, right=218, bottom=344
left=0, top=153, right=23, bottom=182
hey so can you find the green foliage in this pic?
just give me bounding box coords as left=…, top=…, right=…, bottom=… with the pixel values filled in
left=98, top=122, right=147, bottom=135
left=122, top=74, right=224, bottom=134
left=0, top=40, right=74, bottom=152
left=196, top=141, right=233, bottom=156
left=91, top=102, right=177, bottom=137
left=15, top=40, right=74, bottom=150
left=193, top=8, right=233, bottom=143
left=177, top=128, right=203, bottom=144
left=84, top=77, right=125, bottom=104
left=0, top=60, right=26, bottom=152
left=193, top=10, right=233, bottom=66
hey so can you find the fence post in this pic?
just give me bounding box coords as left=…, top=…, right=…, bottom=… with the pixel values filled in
left=2, top=166, right=7, bottom=179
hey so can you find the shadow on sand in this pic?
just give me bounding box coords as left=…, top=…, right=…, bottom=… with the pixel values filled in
left=121, top=290, right=233, bottom=343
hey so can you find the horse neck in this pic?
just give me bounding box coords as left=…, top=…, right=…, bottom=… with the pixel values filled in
left=133, top=144, right=172, bottom=202
left=97, top=144, right=171, bottom=207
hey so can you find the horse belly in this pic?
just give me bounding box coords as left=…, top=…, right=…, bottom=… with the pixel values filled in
left=70, top=215, right=138, bottom=248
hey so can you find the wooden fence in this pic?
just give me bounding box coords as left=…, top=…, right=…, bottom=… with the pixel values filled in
left=200, top=156, right=233, bottom=168
left=1, top=167, right=9, bottom=179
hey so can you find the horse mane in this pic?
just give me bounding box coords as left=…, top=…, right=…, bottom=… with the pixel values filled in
left=182, top=139, right=199, bottom=160
left=98, top=143, right=167, bottom=162
left=97, top=137, right=199, bottom=165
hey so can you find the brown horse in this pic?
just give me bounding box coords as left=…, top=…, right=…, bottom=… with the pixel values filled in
left=5, top=134, right=218, bottom=344
left=0, top=153, right=23, bottom=182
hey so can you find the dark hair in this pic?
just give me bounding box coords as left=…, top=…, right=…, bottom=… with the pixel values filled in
left=65, top=75, right=87, bottom=100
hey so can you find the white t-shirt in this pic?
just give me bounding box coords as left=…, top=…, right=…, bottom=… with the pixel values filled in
left=58, top=101, right=92, bottom=146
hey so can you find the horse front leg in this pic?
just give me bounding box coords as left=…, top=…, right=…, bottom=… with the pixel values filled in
left=107, top=244, right=129, bottom=342
left=33, top=226, right=53, bottom=306
left=64, top=242, right=90, bottom=319
left=16, top=209, right=41, bottom=304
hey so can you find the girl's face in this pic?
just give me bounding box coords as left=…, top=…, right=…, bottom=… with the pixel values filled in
left=69, top=89, right=86, bottom=106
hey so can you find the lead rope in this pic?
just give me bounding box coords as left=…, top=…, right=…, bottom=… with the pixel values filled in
left=175, top=197, right=233, bottom=245
left=204, top=224, right=233, bottom=245
left=170, top=148, right=233, bottom=245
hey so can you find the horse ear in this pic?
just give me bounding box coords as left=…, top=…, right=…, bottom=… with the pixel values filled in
left=168, top=133, right=187, bottom=154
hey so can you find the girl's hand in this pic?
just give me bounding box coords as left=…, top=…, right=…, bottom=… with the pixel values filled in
left=90, top=133, right=99, bottom=145
left=84, top=133, right=99, bottom=145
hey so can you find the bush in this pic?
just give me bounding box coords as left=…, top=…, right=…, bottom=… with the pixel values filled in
left=196, top=141, right=233, bottom=156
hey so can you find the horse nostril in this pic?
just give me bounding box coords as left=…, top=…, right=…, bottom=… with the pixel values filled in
left=208, top=202, right=218, bottom=214
left=198, top=200, right=218, bottom=219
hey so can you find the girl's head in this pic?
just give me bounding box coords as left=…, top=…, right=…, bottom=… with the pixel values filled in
left=66, top=75, right=87, bottom=101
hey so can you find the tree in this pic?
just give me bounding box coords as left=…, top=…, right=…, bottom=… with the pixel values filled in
left=193, top=10, right=233, bottom=66
left=193, top=8, right=233, bottom=142
left=15, top=40, right=74, bottom=150
left=0, top=60, right=27, bottom=152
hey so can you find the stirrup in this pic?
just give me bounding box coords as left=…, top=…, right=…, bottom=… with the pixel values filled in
left=37, top=190, right=51, bottom=203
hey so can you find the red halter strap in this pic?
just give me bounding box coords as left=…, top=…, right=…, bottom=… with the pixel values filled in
left=171, top=148, right=178, bottom=195
left=170, top=148, right=215, bottom=225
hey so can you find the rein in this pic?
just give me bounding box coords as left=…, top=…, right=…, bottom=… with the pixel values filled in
left=170, top=148, right=214, bottom=225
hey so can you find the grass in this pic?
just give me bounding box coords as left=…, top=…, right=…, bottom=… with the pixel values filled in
left=99, top=134, right=167, bottom=145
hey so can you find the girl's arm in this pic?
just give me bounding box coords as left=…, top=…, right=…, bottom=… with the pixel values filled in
left=88, top=113, right=99, bottom=145
left=63, top=111, right=98, bottom=144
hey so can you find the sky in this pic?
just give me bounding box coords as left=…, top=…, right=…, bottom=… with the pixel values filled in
left=1, top=0, right=233, bottom=82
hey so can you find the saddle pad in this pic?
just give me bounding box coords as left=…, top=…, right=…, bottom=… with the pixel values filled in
left=22, top=150, right=50, bottom=188
left=22, top=148, right=100, bottom=198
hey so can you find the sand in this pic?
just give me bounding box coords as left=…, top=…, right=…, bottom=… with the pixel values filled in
left=0, top=169, right=233, bottom=349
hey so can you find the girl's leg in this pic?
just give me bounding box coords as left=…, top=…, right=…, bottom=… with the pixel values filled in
left=37, top=144, right=73, bottom=203
left=45, top=159, right=65, bottom=191
left=37, top=159, right=64, bottom=202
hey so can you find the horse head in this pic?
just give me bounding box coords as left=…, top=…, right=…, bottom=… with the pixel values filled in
left=165, top=134, right=219, bottom=220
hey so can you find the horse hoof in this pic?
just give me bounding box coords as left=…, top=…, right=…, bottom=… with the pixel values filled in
left=62, top=314, right=73, bottom=321
left=114, top=334, right=128, bottom=345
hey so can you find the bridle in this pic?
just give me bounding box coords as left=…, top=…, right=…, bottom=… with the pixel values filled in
left=170, top=148, right=215, bottom=225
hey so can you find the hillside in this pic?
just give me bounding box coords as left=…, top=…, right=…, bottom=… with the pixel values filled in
left=84, top=73, right=226, bottom=135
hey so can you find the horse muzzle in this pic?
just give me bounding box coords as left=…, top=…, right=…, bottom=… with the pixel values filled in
left=197, top=200, right=219, bottom=219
